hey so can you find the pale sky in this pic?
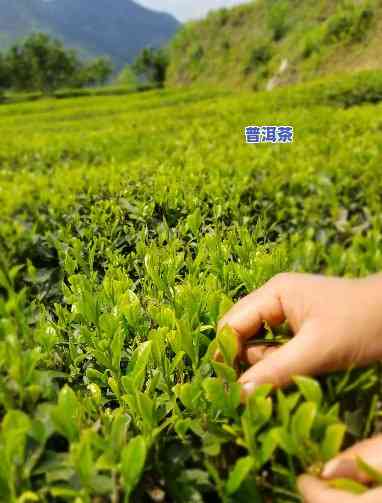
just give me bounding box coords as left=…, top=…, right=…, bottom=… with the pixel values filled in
left=137, top=0, right=249, bottom=22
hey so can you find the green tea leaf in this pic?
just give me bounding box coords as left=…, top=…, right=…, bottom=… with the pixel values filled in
left=51, top=385, right=81, bottom=442
left=226, top=456, right=254, bottom=495
left=260, top=429, right=279, bottom=465
left=111, top=330, right=125, bottom=372
left=216, top=325, right=239, bottom=368
left=292, top=402, right=317, bottom=440
left=212, top=361, right=236, bottom=382
left=329, top=478, right=368, bottom=494
left=247, top=395, right=273, bottom=429
left=121, top=435, right=147, bottom=501
left=356, top=456, right=382, bottom=484
left=177, top=318, right=198, bottom=367
left=2, top=410, right=31, bottom=467
left=294, top=376, right=323, bottom=406
left=321, top=424, right=346, bottom=461
left=128, top=341, right=152, bottom=377
left=203, top=377, right=240, bottom=418
left=186, top=208, right=202, bottom=234
left=137, top=392, right=156, bottom=431
left=178, top=382, right=202, bottom=410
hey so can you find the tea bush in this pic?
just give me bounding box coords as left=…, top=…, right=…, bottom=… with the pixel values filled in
left=267, top=0, right=290, bottom=41
left=324, top=2, right=375, bottom=44
left=243, top=43, right=273, bottom=76
left=1, top=72, right=382, bottom=502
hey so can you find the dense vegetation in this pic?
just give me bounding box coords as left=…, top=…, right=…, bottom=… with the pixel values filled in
left=1, top=68, right=382, bottom=502
left=131, top=48, right=170, bottom=88
left=0, top=0, right=180, bottom=68
left=0, top=34, right=112, bottom=95
left=166, top=0, right=382, bottom=89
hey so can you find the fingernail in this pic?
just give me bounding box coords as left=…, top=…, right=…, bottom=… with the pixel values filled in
left=322, top=459, right=341, bottom=479
left=322, top=458, right=356, bottom=480
left=241, top=382, right=256, bottom=397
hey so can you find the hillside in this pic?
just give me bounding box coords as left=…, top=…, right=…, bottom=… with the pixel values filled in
left=0, top=0, right=180, bottom=68
left=166, top=0, right=382, bottom=89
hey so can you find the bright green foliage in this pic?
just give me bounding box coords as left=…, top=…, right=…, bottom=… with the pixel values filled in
left=226, top=456, right=254, bottom=495
left=216, top=325, right=239, bottom=367
left=1, top=70, right=382, bottom=502
left=321, top=424, right=347, bottom=461
left=121, top=436, right=147, bottom=502
left=294, top=376, right=323, bottom=406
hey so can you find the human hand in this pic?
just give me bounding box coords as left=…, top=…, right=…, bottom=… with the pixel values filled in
left=298, top=435, right=382, bottom=502
left=217, top=272, right=382, bottom=397
left=298, top=475, right=382, bottom=503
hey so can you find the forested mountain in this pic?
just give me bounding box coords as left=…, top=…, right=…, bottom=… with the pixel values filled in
left=0, top=0, right=180, bottom=67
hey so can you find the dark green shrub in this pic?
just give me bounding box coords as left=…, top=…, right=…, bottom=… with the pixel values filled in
left=267, top=0, right=290, bottom=41
left=191, top=44, right=205, bottom=61
left=216, top=8, right=230, bottom=26
left=222, top=39, right=231, bottom=50
left=244, top=43, right=273, bottom=75
left=0, top=33, right=113, bottom=94
left=76, top=57, right=113, bottom=87
left=324, top=4, right=375, bottom=44
left=132, top=47, right=169, bottom=87
left=243, top=44, right=272, bottom=76
left=301, top=27, right=324, bottom=59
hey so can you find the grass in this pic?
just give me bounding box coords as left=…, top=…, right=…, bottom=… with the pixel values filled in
left=1, top=70, right=382, bottom=502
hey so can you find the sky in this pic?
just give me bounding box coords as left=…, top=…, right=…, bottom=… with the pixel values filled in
left=137, top=0, right=249, bottom=22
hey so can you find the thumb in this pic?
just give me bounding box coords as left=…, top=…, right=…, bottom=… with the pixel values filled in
left=239, top=320, right=329, bottom=395
left=322, top=435, right=382, bottom=484
left=297, top=475, right=357, bottom=503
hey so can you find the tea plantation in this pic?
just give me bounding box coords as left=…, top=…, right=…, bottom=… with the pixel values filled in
left=1, top=71, right=382, bottom=502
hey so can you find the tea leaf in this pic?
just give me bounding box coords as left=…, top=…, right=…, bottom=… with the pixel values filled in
left=329, top=478, right=368, bottom=494
left=292, top=402, right=317, bottom=440
left=321, top=424, right=346, bottom=461
left=51, top=386, right=81, bottom=442
left=356, top=456, right=382, bottom=484
left=216, top=325, right=239, bottom=368
left=226, top=456, right=254, bottom=495
left=121, top=435, right=147, bottom=501
left=294, top=376, right=323, bottom=406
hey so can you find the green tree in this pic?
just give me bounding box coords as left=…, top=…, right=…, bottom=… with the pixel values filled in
left=0, top=53, right=11, bottom=92
left=3, top=33, right=113, bottom=94
left=77, top=57, right=113, bottom=87
left=132, top=47, right=169, bottom=87
left=6, top=33, right=80, bottom=93
left=5, top=44, right=35, bottom=92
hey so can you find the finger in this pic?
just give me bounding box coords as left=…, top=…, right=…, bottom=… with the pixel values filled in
left=217, top=279, right=285, bottom=341
left=297, top=475, right=357, bottom=503
left=238, top=320, right=332, bottom=394
left=322, top=435, right=382, bottom=483
left=243, top=345, right=278, bottom=365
